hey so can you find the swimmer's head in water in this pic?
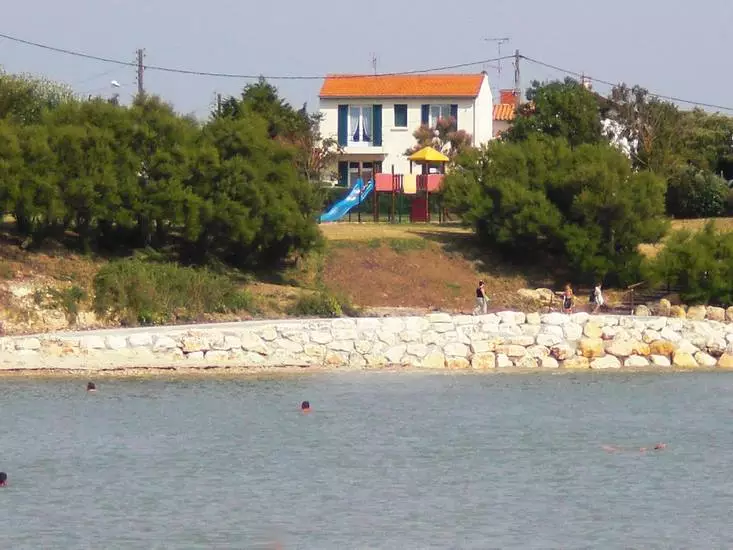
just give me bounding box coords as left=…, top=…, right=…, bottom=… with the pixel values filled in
left=301, top=401, right=310, bottom=410
left=87, top=382, right=96, bottom=391
left=0, top=472, right=7, bottom=486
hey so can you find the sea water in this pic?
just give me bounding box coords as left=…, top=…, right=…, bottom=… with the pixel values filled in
left=2, top=371, right=733, bottom=549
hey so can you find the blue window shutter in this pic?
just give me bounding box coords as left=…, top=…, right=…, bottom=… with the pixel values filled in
left=450, top=104, right=458, bottom=129
left=421, top=104, right=429, bottom=126
left=373, top=105, right=382, bottom=146
left=337, top=105, right=348, bottom=146
left=338, top=161, right=348, bottom=186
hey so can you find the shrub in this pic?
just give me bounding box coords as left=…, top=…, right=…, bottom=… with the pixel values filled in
left=93, top=260, right=252, bottom=326
left=443, top=136, right=668, bottom=285
left=288, top=291, right=358, bottom=318
left=647, top=221, right=733, bottom=305
left=0, top=262, right=14, bottom=280
left=666, top=167, right=728, bottom=218
left=48, top=285, right=87, bottom=324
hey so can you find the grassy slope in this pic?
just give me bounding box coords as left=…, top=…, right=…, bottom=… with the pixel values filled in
left=318, top=223, right=559, bottom=313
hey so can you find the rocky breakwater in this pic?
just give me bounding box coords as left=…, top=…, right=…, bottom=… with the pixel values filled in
left=2, top=312, right=733, bottom=372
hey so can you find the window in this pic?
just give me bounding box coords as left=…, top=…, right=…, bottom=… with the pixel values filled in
left=347, top=161, right=379, bottom=187
left=348, top=105, right=373, bottom=143
left=429, top=104, right=451, bottom=127
left=394, top=104, right=407, bottom=127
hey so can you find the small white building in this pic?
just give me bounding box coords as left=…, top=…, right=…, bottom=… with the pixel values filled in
left=318, top=73, right=494, bottom=187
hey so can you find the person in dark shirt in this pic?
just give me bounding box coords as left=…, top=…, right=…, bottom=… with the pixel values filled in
left=0, top=472, right=7, bottom=486
left=562, top=284, right=574, bottom=314
left=473, top=280, right=488, bottom=315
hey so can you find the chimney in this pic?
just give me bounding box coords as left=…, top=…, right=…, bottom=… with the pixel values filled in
left=499, top=89, right=518, bottom=105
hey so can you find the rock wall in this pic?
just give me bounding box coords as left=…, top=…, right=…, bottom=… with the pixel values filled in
left=2, top=312, right=733, bottom=371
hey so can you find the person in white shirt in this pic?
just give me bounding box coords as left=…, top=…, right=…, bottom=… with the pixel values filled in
left=591, top=282, right=604, bottom=314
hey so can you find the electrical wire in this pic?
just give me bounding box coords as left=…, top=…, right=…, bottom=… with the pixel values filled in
left=73, top=68, right=120, bottom=86
left=4, top=29, right=733, bottom=111
left=521, top=55, right=733, bottom=112
left=0, top=31, right=511, bottom=80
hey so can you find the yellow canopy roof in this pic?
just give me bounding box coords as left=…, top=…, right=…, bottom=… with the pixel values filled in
left=407, top=146, right=449, bottom=163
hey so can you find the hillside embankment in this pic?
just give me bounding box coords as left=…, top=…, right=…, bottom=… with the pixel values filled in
left=0, top=219, right=730, bottom=336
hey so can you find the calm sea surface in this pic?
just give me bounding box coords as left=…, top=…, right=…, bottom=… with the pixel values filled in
left=2, top=371, right=733, bottom=549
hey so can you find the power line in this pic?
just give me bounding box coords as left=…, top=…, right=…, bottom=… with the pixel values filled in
left=0, top=32, right=136, bottom=67
left=520, top=55, right=733, bottom=112
left=0, top=31, right=511, bottom=80
left=5, top=28, right=733, bottom=112
left=72, top=68, right=119, bottom=86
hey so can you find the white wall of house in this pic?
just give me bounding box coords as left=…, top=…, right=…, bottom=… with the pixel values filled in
left=319, top=76, right=494, bottom=185
left=473, top=76, right=494, bottom=144
left=493, top=119, right=512, bottom=137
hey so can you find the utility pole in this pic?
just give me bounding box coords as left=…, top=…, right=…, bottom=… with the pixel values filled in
left=217, top=93, right=222, bottom=115
left=513, top=49, right=521, bottom=108
left=136, top=48, right=145, bottom=97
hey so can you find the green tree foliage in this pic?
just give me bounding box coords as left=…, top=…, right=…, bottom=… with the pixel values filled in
left=217, top=78, right=308, bottom=141
left=0, top=71, right=322, bottom=270
left=648, top=222, right=733, bottom=305
left=216, top=79, right=339, bottom=183
left=679, top=109, right=733, bottom=179
left=506, top=78, right=603, bottom=147
left=405, top=117, right=474, bottom=159
left=606, top=86, right=733, bottom=180
left=605, top=85, right=684, bottom=174
left=665, top=166, right=728, bottom=218
left=444, top=136, right=668, bottom=283
left=0, top=70, right=75, bottom=123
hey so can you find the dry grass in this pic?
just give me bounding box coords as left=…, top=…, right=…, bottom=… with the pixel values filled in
left=319, top=222, right=471, bottom=241
left=640, top=217, right=733, bottom=259
left=670, top=218, right=733, bottom=233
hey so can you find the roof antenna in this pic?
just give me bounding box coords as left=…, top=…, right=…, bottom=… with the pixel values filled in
left=370, top=53, right=378, bottom=75
left=483, top=37, right=510, bottom=87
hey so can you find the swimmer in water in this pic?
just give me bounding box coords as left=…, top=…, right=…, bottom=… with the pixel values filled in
left=603, top=443, right=667, bottom=453
left=301, top=400, right=311, bottom=413
left=640, top=443, right=667, bottom=452
left=0, top=472, right=7, bottom=486
left=87, top=382, right=96, bottom=392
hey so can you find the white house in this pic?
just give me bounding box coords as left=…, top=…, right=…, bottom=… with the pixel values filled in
left=318, top=73, right=494, bottom=187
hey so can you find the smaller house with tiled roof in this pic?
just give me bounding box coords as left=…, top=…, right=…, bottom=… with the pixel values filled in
left=493, top=89, right=519, bottom=138
left=319, top=73, right=493, bottom=186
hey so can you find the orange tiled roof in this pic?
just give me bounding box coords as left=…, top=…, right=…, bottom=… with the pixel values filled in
left=319, top=74, right=485, bottom=99
left=493, top=103, right=516, bottom=121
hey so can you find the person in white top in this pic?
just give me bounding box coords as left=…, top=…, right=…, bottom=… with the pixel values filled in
left=591, top=282, right=604, bottom=314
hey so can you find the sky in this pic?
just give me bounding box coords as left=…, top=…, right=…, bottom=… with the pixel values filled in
left=2, top=0, right=732, bottom=119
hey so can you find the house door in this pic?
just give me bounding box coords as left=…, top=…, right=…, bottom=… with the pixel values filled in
left=347, top=161, right=383, bottom=187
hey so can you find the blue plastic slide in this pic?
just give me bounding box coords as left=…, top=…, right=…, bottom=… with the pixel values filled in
left=319, top=178, right=374, bottom=223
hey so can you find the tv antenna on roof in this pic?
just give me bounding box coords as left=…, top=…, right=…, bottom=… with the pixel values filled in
left=483, top=37, right=510, bottom=85
left=370, top=52, right=378, bottom=75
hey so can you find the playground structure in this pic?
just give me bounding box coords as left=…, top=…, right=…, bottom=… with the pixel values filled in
left=319, top=146, right=449, bottom=224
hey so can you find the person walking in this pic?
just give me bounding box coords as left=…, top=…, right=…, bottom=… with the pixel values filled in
left=473, top=280, right=488, bottom=315
left=562, top=284, right=574, bottom=314
left=591, top=282, right=604, bottom=314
